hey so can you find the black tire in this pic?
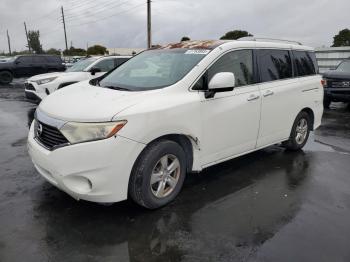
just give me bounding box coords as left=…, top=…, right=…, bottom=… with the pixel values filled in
left=283, top=111, right=311, bottom=151
left=0, top=71, right=13, bottom=85
left=323, top=97, right=331, bottom=109
left=129, top=140, right=187, bottom=209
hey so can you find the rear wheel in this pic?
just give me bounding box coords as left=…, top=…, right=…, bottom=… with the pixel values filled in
left=283, top=111, right=311, bottom=151
left=0, top=71, right=13, bottom=85
left=129, top=140, right=187, bottom=209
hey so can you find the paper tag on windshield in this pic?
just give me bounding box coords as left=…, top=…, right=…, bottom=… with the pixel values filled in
left=185, top=49, right=211, bottom=55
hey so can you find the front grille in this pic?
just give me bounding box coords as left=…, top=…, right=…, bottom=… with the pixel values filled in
left=35, top=121, right=69, bottom=150
left=25, top=82, right=36, bottom=91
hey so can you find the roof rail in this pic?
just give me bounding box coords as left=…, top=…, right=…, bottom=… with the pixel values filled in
left=238, top=37, right=303, bottom=45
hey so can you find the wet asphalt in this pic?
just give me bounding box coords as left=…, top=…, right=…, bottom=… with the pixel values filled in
left=1, top=81, right=350, bottom=262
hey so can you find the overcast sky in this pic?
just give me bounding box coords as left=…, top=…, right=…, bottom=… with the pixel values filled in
left=0, top=0, right=349, bottom=52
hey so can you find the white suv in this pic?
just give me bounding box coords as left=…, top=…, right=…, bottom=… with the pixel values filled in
left=27, top=40, right=323, bottom=209
left=24, top=55, right=130, bottom=101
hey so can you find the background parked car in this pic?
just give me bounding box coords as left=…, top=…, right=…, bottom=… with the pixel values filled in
left=0, top=55, right=65, bottom=84
left=322, top=59, right=350, bottom=108
left=25, top=55, right=131, bottom=101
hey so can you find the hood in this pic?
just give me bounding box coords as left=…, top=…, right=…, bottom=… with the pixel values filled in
left=28, top=71, right=86, bottom=81
left=0, top=62, right=12, bottom=68
left=39, top=81, right=151, bottom=122
left=323, top=70, right=350, bottom=80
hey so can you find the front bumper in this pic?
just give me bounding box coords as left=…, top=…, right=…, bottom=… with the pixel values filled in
left=24, top=81, right=55, bottom=101
left=27, top=122, right=145, bottom=203
left=324, top=88, right=350, bottom=102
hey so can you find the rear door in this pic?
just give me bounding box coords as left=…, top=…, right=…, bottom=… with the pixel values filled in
left=199, top=49, right=262, bottom=166
left=32, top=56, right=47, bottom=75
left=256, top=49, right=299, bottom=147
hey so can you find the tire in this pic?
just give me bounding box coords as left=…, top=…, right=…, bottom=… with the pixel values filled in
left=0, top=71, right=13, bottom=85
left=283, top=111, right=311, bottom=151
left=129, top=140, right=187, bottom=209
left=323, top=97, right=331, bottom=109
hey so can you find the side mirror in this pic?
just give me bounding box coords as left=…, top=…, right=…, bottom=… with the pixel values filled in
left=15, top=60, right=20, bottom=65
left=205, top=72, right=235, bottom=98
left=90, top=67, right=102, bottom=75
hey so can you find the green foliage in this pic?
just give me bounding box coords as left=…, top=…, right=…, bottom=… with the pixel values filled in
left=63, top=46, right=86, bottom=56
left=220, top=30, right=253, bottom=40
left=87, top=45, right=109, bottom=55
left=28, top=30, right=43, bottom=54
left=181, top=36, right=191, bottom=41
left=46, top=48, right=61, bottom=55
left=332, top=29, right=350, bottom=47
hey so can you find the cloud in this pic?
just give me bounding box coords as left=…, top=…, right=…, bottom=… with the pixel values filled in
left=0, top=0, right=349, bottom=52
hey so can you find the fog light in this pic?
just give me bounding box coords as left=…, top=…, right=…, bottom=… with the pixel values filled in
left=63, top=176, right=93, bottom=194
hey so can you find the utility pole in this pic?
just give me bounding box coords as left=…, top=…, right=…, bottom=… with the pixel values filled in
left=147, top=0, right=151, bottom=48
left=24, top=22, right=31, bottom=53
left=61, top=6, right=68, bottom=52
left=6, top=30, right=11, bottom=56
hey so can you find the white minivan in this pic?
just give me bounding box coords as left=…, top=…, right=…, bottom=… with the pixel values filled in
left=27, top=39, right=323, bottom=209
left=24, top=55, right=130, bottom=101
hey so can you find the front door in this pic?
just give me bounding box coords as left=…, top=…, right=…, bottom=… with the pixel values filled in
left=200, top=49, right=261, bottom=166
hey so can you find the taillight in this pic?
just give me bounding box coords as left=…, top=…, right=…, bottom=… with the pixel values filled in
left=321, top=79, right=327, bottom=88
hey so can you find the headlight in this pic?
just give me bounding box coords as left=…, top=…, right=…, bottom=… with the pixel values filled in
left=60, top=120, right=127, bottom=144
left=35, top=77, right=57, bottom=85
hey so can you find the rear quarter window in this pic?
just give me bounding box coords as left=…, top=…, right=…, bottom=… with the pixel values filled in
left=292, top=51, right=317, bottom=76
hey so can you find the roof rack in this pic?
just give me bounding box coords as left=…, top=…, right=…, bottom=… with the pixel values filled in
left=238, top=37, right=303, bottom=45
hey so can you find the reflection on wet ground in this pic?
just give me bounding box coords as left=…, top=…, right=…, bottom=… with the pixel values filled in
left=1, top=87, right=350, bottom=262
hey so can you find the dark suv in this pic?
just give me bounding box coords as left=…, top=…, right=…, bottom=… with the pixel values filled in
left=322, top=59, right=350, bottom=108
left=0, top=55, right=65, bottom=84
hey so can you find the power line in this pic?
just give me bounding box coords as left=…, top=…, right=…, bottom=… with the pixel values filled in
left=64, top=0, right=137, bottom=22
left=68, top=2, right=146, bottom=28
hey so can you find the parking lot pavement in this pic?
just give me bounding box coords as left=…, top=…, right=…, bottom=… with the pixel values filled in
left=1, top=85, right=350, bottom=262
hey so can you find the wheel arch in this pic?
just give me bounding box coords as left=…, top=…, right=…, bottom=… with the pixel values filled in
left=140, top=134, right=196, bottom=173
left=300, top=107, right=315, bottom=130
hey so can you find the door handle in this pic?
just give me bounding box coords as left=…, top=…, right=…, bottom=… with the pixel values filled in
left=247, top=94, right=260, bottom=101
left=263, top=90, right=274, bottom=97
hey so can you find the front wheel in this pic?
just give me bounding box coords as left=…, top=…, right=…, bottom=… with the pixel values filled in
left=323, top=97, right=331, bottom=109
left=129, top=140, right=187, bottom=209
left=0, top=71, right=13, bottom=85
left=283, top=111, right=311, bottom=151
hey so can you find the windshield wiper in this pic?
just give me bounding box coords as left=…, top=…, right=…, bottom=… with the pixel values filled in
left=104, top=85, right=131, bottom=91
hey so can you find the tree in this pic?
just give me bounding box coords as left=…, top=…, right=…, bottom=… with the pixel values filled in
left=46, top=48, right=61, bottom=55
left=27, top=30, right=43, bottom=54
left=181, top=36, right=190, bottom=41
left=220, top=30, right=253, bottom=40
left=87, top=45, right=109, bottom=55
left=332, top=29, right=350, bottom=47
left=63, top=46, right=86, bottom=56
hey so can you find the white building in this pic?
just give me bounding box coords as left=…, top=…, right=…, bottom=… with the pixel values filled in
left=107, top=48, right=145, bottom=56
left=315, top=46, right=350, bottom=73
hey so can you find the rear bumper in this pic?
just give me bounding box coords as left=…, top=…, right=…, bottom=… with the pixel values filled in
left=324, top=88, right=350, bottom=102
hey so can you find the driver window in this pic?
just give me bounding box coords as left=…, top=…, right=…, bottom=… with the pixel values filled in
left=93, top=59, right=115, bottom=72
left=208, top=50, right=255, bottom=87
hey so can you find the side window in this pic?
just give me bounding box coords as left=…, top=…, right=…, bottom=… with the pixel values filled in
left=32, top=56, right=46, bottom=64
left=93, top=59, right=115, bottom=72
left=258, top=49, right=292, bottom=82
left=208, top=50, right=255, bottom=87
left=16, top=56, right=32, bottom=64
left=293, top=51, right=317, bottom=76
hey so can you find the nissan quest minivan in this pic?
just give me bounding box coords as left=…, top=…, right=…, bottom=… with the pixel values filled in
left=27, top=39, right=323, bottom=209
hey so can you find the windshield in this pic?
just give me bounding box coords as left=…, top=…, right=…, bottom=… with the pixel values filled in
left=336, top=61, right=350, bottom=72
left=66, top=57, right=98, bottom=72
left=99, top=49, right=209, bottom=91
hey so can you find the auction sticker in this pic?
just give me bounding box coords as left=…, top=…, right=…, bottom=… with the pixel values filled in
left=185, top=49, right=211, bottom=55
